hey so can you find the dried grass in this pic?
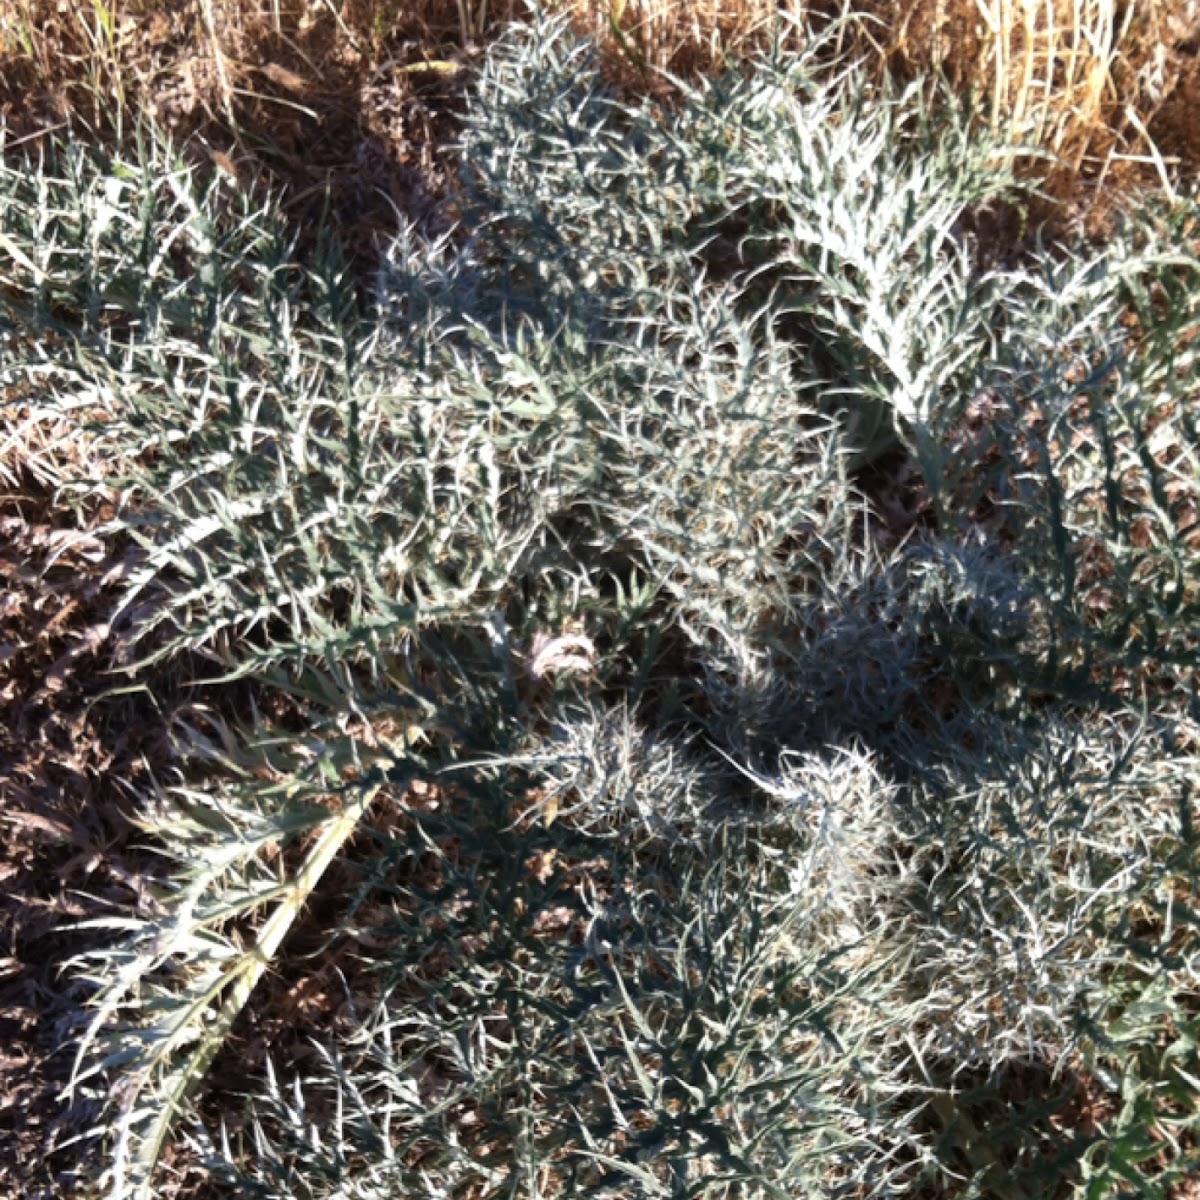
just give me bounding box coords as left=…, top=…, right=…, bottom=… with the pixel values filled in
left=1, top=0, right=1197, bottom=224
left=868, top=0, right=1200, bottom=224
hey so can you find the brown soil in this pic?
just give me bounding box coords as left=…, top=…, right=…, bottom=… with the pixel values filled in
left=0, top=483, right=173, bottom=1198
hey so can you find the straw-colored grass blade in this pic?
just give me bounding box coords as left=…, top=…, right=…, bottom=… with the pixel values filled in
left=116, top=790, right=376, bottom=1200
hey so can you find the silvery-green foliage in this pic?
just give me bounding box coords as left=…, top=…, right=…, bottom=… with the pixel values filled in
left=4, top=8, right=1200, bottom=1199
left=64, top=713, right=412, bottom=1200
left=0, top=129, right=273, bottom=490
left=908, top=534, right=1035, bottom=648
left=902, top=533, right=1038, bottom=710
left=198, top=769, right=920, bottom=1200
left=902, top=712, right=1200, bottom=1071
left=444, top=10, right=1021, bottom=484
left=521, top=700, right=715, bottom=842
left=670, top=50, right=1019, bottom=473
left=382, top=20, right=860, bottom=651
left=933, top=223, right=1200, bottom=694
left=698, top=542, right=923, bottom=762
left=732, top=743, right=909, bottom=961
left=457, top=20, right=697, bottom=323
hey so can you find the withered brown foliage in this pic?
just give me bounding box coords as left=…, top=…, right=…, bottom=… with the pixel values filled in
left=1, top=1, right=1198, bottom=226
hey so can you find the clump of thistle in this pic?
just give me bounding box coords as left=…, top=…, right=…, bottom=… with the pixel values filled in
left=3, top=10, right=1198, bottom=1199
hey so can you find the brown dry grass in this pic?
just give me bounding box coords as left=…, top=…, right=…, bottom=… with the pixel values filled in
left=869, top=0, right=1200, bottom=224
left=0, top=1, right=1197, bottom=231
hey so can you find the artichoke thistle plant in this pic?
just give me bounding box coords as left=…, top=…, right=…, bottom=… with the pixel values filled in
left=1, top=11, right=1198, bottom=1199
